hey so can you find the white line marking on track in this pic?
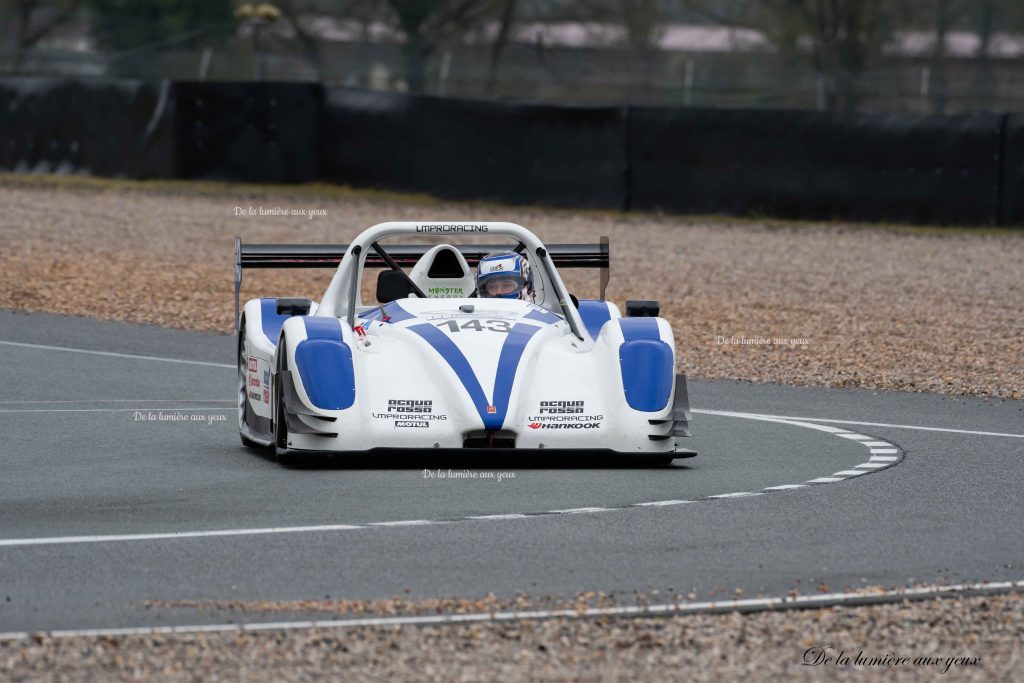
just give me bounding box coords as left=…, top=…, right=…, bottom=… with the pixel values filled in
left=0, top=524, right=367, bottom=548
left=0, top=410, right=901, bottom=548
left=706, top=492, right=763, bottom=499
left=694, top=409, right=1024, bottom=439
left=2, top=580, right=1019, bottom=641
left=633, top=500, right=692, bottom=507
left=0, top=340, right=233, bottom=369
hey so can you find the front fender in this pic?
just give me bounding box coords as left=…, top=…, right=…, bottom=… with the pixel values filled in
left=278, top=316, right=357, bottom=413
left=597, top=317, right=676, bottom=414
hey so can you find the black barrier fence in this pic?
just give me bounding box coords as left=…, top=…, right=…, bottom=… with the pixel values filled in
left=1002, top=115, right=1024, bottom=226
left=0, top=78, right=174, bottom=178
left=628, top=108, right=1004, bottom=225
left=174, top=82, right=322, bottom=184
left=322, top=89, right=625, bottom=208
left=0, top=78, right=1020, bottom=226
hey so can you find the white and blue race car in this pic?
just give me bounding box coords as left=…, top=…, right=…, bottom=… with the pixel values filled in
left=235, top=222, right=693, bottom=463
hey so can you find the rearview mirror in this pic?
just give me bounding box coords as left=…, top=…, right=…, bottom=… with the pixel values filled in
left=626, top=300, right=660, bottom=317
left=376, top=270, right=415, bottom=303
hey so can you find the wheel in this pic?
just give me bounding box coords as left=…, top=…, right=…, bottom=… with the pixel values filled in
left=273, top=337, right=294, bottom=463
left=237, top=317, right=264, bottom=450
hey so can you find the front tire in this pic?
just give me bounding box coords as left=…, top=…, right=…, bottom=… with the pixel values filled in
left=237, top=317, right=264, bottom=450
left=273, top=336, right=295, bottom=464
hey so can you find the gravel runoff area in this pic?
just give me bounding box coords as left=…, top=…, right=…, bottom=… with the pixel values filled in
left=1, top=592, right=1021, bottom=682
left=1, top=175, right=1023, bottom=679
left=1, top=174, right=1022, bottom=399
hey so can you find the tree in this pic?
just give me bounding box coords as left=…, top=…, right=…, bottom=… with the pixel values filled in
left=969, top=0, right=997, bottom=108
left=276, top=0, right=325, bottom=81
left=87, top=0, right=235, bottom=77
left=684, top=0, right=900, bottom=112
left=385, top=0, right=502, bottom=93
left=8, top=0, right=83, bottom=73
left=618, top=0, right=666, bottom=100
left=485, top=0, right=517, bottom=94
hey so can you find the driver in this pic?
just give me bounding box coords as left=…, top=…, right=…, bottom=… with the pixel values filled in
left=476, top=250, right=534, bottom=300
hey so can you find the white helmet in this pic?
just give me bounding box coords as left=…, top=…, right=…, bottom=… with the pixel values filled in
left=475, top=251, right=533, bottom=300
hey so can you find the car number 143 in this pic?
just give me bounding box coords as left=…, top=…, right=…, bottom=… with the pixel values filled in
left=435, top=319, right=512, bottom=333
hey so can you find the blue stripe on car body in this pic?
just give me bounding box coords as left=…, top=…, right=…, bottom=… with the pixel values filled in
left=490, top=324, right=541, bottom=428
left=302, top=316, right=344, bottom=340
left=408, top=323, right=492, bottom=426
left=524, top=308, right=560, bottom=325
left=358, top=301, right=416, bottom=323
left=619, top=317, right=661, bottom=342
left=408, top=322, right=540, bottom=430
left=260, top=299, right=292, bottom=344
left=577, top=300, right=612, bottom=339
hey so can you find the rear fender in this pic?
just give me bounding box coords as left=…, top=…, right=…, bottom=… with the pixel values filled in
left=243, top=298, right=320, bottom=353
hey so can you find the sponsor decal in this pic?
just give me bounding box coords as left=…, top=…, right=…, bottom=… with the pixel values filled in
left=388, top=399, right=433, bottom=413
left=487, top=405, right=497, bottom=414
left=416, top=224, right=488, bottom=233
left=372, top=413, right=446, bottom=421
left=527, top=414, right=603, bottom=423
left=263, top=388, right=270, bottom=403
left=376, top=401, right=444, bottom=425
left=248, top=376, right=261, bottom=388
left=539, top=400, right=585, bottom=414
left=247, top=357, right=258, bottom=372
left=248, top=391, right=261, bottom=401
left=527, top=422, right=601, bottom=430
left=424, top=310, right=517, bottom=321
left=427, top=286, right=464, bottom=297
left=263, top=370, right=269, bottom=387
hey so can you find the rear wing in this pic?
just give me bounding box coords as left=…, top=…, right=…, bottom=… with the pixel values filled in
left=233, top=236, right=610, bottom=328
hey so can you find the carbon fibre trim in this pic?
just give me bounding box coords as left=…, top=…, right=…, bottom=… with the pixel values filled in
left=238, top=243, right=609, bottom=269
left=670, top=373, right=692, bottom=437
left=278, top=370, right=338, bottom=438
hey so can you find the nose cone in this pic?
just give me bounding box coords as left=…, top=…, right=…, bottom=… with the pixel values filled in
left=405, top=315, right=544, bottom=431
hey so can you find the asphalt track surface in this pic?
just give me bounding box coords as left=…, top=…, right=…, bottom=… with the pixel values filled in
left=0, top=309, right=1022, bottom=633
